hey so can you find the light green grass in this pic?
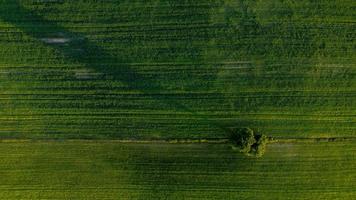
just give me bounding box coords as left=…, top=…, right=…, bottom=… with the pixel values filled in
left=0, top=141, right=355, bottom=199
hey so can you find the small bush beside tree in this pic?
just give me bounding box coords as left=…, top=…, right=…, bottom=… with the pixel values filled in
left=250, top=134, right=268, bottom=157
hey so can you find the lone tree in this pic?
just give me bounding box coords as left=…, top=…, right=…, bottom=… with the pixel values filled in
left=230, top=128, right=256, bottom=153
left=229, top=128, right=268, bottom=157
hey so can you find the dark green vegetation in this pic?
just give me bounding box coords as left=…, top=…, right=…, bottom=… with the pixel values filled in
left=229, top=127, right=268, bottom=157
left=0, top=141, right=355, bottom=199
left=230, top=127, right=256, bottom=153
left=0, top=0, right=355, bottom=139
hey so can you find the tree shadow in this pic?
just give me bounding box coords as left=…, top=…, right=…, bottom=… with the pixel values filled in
left=0, top=1, right=232, bottom=138
left=0, top=1, right=154, bottom=91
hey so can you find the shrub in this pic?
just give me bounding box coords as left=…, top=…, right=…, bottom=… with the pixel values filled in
left=250, top=134, right=268, bottom=157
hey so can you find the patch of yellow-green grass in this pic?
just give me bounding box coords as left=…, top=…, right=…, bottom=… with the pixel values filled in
left=0, top=141, right=355, bottom=200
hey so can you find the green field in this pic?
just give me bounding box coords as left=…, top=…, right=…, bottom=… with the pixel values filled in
left=0, top=141, right=355, bottom=199
left=0, top=0, right=355, bottom=139
left=0, top=1, right=355, bottom=199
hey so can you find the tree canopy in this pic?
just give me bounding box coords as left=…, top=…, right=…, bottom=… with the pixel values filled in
left=229, top=128, right=268, bottom=157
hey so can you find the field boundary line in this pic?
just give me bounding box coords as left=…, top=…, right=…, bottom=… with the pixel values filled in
left=1, top=137, right=356, bottom=144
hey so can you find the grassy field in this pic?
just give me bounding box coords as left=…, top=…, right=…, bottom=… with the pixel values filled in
left=0, top=141, right=355, bottom=199
left=0, top=1, right=355, bottom=199
left=0, top=0, right=354, bottom=139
